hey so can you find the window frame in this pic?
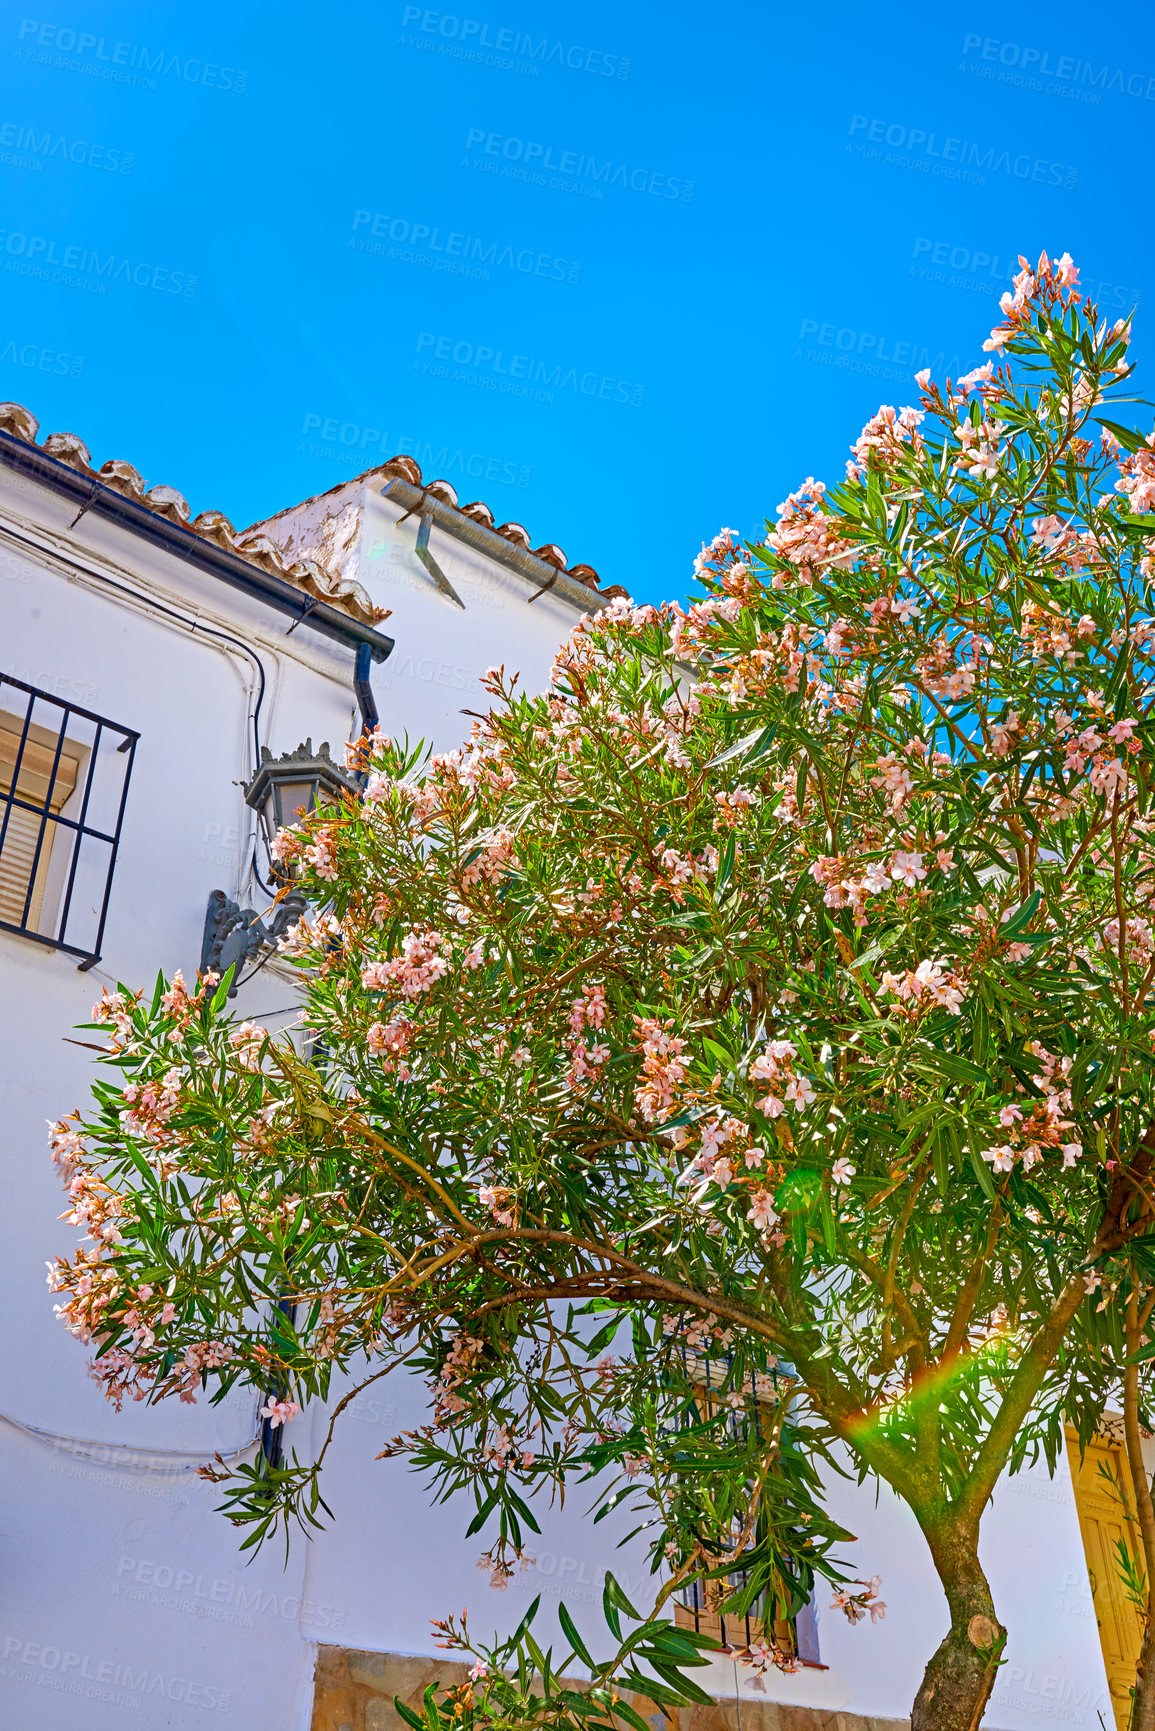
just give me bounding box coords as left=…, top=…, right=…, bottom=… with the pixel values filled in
left=0, top=672, right=139, bottom=968
left=667, top=1342, right=823, bottom=1665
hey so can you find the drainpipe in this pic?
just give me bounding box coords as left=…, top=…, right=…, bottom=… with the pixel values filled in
left=380, top=476, right=612, bottom=615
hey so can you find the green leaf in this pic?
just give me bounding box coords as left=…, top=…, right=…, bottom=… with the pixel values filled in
left=608, top=1700, right=656, bottom=1731
left=558, top=1602, right=595, bottom=1668
left=972, top=997, right=990, bottom=1066
left=1094, top=417, right=1147, bottom=454
left=933, top=1051, right=990, bottom=1085
left=702, top=1038, right=735, bottom=1073
left=1000, top=890, right=1042, bottom=940
left=512, top=1595, right=542, bottom=1644
left=465, top=1493, right=499, bottom=1537
left=706, top=724, right=776, bottom=769
left=605, top=1571, right=642, bottom=1621
left=968, top=1133, right=998, bottom=1202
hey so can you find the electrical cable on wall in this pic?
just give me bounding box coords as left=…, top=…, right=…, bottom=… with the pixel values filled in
left=0, top=1405, right=262, bottom=1473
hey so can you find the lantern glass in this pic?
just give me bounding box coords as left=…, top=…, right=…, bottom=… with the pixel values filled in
left=274, top=779, right=317, bottom=829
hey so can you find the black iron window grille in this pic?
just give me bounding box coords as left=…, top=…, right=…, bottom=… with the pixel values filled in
left=0, top=672, right=138, bottom=968
left=669, top=1340, right=821, bottom=1664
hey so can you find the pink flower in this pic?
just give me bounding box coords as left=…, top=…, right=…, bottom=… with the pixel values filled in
left=1032, top=513, right=1068, bottom=552
left=889, top=849, right=926, bottom=889
left=746, top=1190, right=779, bottom=1229
left=957, top=362, right=994, bottom=395
left=260, top=1398, right=300, bottom=1428
left=1054, top=252, right=1079, bottom=288
left=989, top=712, right=1019, bottom=756
left=831, top=1158, right=856, bottom=1187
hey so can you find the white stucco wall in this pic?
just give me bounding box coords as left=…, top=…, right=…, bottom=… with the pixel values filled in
left=0, top=464, right=1114, bottom=1731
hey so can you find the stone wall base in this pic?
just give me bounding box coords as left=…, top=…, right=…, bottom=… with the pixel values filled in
left=310, top=1645, right=912, bottom=1731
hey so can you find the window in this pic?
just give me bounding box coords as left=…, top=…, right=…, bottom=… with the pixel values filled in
left=669, top=1344, right=820, bottom=1663
left=0, top=673, right=138, bottom=967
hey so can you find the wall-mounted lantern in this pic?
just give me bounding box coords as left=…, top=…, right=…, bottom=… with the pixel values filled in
left=200, top=740, right=357, bottom=991
left=243, top=739, right=356, bottom=879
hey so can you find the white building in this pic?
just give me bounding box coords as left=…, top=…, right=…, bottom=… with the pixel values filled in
left=0, top=399, right=1124, bottom=1731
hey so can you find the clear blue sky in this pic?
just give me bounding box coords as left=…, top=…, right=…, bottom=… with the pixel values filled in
left=1, top=0, right=1152, bottom=602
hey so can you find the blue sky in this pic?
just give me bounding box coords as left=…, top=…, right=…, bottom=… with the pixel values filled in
left=1, top=0, right=1152, bottom=603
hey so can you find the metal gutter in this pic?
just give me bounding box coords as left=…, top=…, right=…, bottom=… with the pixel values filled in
left=0, top=431, right=395, bottom=663
left=380, top=475, right=611, bottom=614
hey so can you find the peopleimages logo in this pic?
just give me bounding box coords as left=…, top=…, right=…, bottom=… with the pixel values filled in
left=299, top=413, right=532, bottom=487
left=463, top=128, right=693, bottom=202
left=0, top=120, right=133, bottom=172
left=909, top=238, right=1144, bottom=311
left=0, top=228, right=197, bottom=295
left=961, top=33, right=1155, bottom=100
left=399, top=8, right=630, bottom=79
left=113, top=1555, right=345, bottom=1632
left=415, top=331, right=645, bottom=407
left=1, top=1634, right=230, bottom=1711
left=0, top=332, right=84, bottom=375
left=351, top=210, right=581, bottom=285
left=848, top=115, right=1078, bottom=189
left=796, top=317, right=962, bottom=385
left=15, top=20, right=248, bottom=90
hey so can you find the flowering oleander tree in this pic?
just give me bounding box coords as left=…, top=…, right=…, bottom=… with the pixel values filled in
left=49, top=251, right=1155, bottom=1731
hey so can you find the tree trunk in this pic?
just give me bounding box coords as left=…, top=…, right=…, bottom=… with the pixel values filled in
left=1134, top=1621, right=1155, bottom=1731
left=910, top=1520, right=1004, bottom=1731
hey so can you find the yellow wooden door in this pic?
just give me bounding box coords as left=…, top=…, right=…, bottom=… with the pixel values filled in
left=1067, top=1430, right=1144, bottom=1729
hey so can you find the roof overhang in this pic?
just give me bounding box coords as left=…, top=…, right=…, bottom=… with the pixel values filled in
left=0, top=431, right=395, bottom=663
left=380, top=475, right=613, bottom=615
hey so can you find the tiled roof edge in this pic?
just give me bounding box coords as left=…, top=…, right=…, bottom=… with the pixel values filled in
left=0, top=405, right=394, bottom=660
left=248, top=453, right=629, bottom=604
left=0, top=402, right=387, bottom=628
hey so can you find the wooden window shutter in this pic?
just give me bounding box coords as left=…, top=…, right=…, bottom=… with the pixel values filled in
left=0, top=713, right=80, bottom=931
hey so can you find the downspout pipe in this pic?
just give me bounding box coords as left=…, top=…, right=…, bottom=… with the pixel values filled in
left=0, top=431, right=395, bottom=664
left=354, top=642, right=380, bottom=735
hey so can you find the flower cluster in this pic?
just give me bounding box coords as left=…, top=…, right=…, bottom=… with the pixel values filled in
left=981, top=1044, right=1081, bottom=1176
left=633, top=1019, right=689, bottom=1122
left=879, top=958, right=967, bottom=1017
left=764, top=477, right=855, bottom=580
left=846, top=403, right=924, bottom=481
left=749, top=1040, right=813, bottom=1118
left=361, top=929, right=450, bottom=999
left=831, top=1575, right=887, bottom=1625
